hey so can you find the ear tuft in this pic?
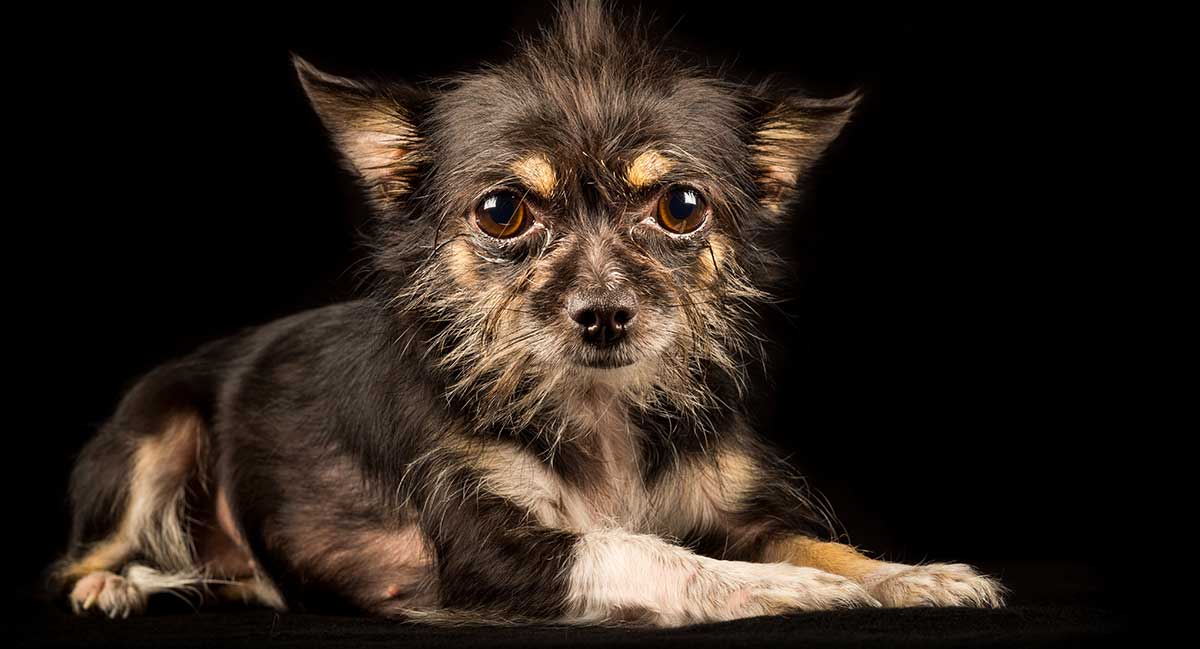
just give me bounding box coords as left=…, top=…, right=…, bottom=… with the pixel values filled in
left=752, top=91, right=860, bottom=211
left=293, top=54, right=423, bottom=202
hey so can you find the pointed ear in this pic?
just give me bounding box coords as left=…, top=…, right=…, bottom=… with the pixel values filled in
left=293, top=55, right=424, bottom=201
left=751, top=91, right=860, bottom=211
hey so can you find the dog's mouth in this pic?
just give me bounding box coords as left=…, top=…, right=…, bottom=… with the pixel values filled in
left=578, top=355, right=637, bottom=369
left=571, top=342, right=640, bottom=370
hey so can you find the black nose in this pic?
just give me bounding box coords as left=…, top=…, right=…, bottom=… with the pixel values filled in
left=568, top=293, right=638, bottom=347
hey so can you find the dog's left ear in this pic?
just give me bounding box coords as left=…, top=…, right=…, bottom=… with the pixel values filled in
left=751, top=91, right=860, bottom=211
left=294, top=55, right=425, bottom=202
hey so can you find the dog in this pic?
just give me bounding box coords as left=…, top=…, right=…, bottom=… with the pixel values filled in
left=52, top=0, right=1004, bottom=625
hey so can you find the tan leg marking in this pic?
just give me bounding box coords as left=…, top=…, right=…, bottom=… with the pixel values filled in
left=59, top=537, right=134, bottom=583
left=763, top=536, right=880, bottom=581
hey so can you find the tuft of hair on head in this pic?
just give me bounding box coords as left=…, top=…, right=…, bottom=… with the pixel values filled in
left=520, top=0, right=664, bottom=76
left=553, top=0, right=620, bottom=54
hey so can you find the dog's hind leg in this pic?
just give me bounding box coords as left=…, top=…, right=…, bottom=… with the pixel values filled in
left=54, top=363, right=217, bottom=617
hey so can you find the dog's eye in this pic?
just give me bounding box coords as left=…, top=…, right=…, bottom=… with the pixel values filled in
left=656, top=187, right=707, bottom=234
left=475, top=191, right=528, bottom=238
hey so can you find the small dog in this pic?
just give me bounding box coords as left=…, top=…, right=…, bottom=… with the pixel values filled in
left=53, top=1, right=1004, bottom=625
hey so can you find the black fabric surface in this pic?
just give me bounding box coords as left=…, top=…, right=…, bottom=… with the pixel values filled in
left=12, top=562, right=1126, bottom=648
left=16, top=606, right=1124, bottom=649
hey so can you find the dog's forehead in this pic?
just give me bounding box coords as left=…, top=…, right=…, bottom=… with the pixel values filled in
left=435, top=61, right=743, bottom=195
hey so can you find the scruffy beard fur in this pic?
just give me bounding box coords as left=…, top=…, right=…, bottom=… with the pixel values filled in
left=51, top=1, right=1005, bottom=626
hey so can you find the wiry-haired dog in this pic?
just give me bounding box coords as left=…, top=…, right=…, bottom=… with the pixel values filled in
left=53, top=1, right=1004, bottom=625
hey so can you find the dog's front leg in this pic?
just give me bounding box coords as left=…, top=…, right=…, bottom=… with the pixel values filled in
left=415, top=479, right=876, bottom=626
left=666, top=443, right=1006, bottom=609
left=762, top=536, right=1006, bottom=608
left=566, top=528, right=879, bottom=626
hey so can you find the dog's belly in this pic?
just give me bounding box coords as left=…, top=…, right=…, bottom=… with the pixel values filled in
left=263, top=458, right=439, bottom=613
left=271, top=509, right=437, bottom=613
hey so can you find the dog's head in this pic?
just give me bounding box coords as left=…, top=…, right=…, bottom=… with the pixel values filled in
left=298, top=1, right=855, bottom=432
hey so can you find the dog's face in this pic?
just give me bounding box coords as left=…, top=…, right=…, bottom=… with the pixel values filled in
left=298, top=2, right=854, bottom=430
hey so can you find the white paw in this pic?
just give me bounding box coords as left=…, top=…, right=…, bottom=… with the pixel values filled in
left=700, top=561, right=881, bottom=623
left=864, top=563, right=1005, bottom=608
left=69, top=570, right=147, bottom=618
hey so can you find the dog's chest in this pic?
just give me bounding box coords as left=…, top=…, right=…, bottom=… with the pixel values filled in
left=566, top=425, right=651, bottom=529
left=490, top=418, right=664, bottom=533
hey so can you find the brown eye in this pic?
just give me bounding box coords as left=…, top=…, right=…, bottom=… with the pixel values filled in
left=475, top=191, right=528, bottom=238
left=656, top=187, right=707, bottom=234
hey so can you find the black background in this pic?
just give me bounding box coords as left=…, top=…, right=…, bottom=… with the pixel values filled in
left=11, top=0, right=1127, bottom=619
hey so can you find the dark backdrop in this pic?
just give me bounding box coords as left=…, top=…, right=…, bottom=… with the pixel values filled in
left=11, top=2, right=1125, bottom=612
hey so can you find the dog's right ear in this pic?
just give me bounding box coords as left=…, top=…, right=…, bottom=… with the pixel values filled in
left=294, top=55, right=424, bottom=201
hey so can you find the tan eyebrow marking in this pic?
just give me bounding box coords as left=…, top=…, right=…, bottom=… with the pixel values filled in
left=626, top=150, right=675, bottom=190
left=511, top=155, right=557, bottom=198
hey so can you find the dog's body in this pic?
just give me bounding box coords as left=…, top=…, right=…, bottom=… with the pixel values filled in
left=55, top=1, right=1004, bottom=625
